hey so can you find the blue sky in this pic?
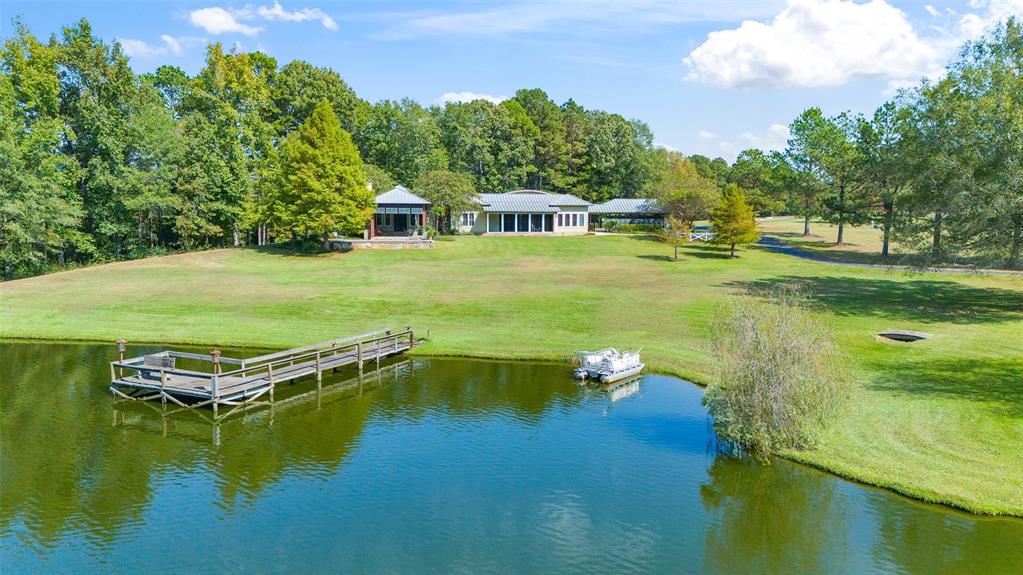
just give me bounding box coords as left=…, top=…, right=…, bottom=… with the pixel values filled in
left=3, top=1, right=1019, bottom=160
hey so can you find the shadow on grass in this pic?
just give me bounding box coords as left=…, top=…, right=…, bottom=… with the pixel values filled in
left=866, top=357, right=1023, bottom=418
left=684, top=243, right=736, bottom=259
left=637, top=255, right=679, bottom=262
left=623, top=233, right=662, bottom=243
left=252, top=243, right=338, bottom=258
left=726, top=275, right=1023, bottom=324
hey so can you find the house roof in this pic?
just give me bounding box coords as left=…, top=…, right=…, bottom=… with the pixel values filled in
left=588, top=198, right=665, bottom=215
left=375, top=185, right=430, bottom=205
left=476, top=190, right=590, bottom=213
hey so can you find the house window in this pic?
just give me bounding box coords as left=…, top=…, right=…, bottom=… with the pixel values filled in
left=571, top=213, right=578, bottom=227
left=580, top=213, right=586, bottom=228
left=503, top=213, right=516, bottom=232
left=461, top=212, right=475, bottom=227
left=489, top=213, right=501, bottom=232
left=517, top=214, right=530, bottom=232
left=557, top=213, right=563, bottom=227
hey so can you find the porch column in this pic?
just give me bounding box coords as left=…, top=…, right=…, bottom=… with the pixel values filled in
left=369, top=216, right=375, bottom=239
left=421, top=208, right=426, bottom=229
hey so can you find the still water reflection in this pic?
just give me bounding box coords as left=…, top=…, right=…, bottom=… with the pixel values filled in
left=1, top=342, right=1021, bottom=574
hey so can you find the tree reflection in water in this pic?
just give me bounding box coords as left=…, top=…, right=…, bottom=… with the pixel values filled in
left=2, top=342, right=1021, bottom=573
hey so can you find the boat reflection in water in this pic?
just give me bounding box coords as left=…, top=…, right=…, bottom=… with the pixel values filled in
left=580, top=374, right=642, bottom=415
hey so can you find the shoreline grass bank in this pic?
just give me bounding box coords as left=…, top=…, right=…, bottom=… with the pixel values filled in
left=2, top=235, right=1021, bottom=517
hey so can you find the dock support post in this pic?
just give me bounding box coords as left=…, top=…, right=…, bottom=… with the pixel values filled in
left=211, top=349, right=221, bottom=374
left=117, top=339, right=127, bottom=377
left=316, top=351, right=322, bottom=382
left=160, top=370, right=167, bottom=405
left=268, top=364, right=275, bottom=403
left=211, top=374, right=219, bottom=416
left=357, top=342, right=363, bottom=371
left=408, top=328, right=414, bottom=349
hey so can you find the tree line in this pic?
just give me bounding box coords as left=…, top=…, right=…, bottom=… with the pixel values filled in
left=778, top=18, right=1023, bottom=269
left=1, top=18, right=677, bottom=279
left=5, top=17, right=1023, bottom=279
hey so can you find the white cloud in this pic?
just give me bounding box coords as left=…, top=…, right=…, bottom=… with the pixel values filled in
left=740, top=123, right=791, bottom=151
left=375, top=1, right=780, bottom=39
left=190, top=7, right=263, bottom=36
left=189, top=3, right=338, bottom=36
left=256, top=1, right=338, bottom=30
left=715, top=123, right=791, bottom=161
left=118, top=35, right=201, bottom=58
left=119, top=38, right=163, bottom=58
left=654, top=141, right=681, bottom=152
left=160, top=34, right=182, bottom=55
left=438, top=91, right=508, bottom=105
left=685, top=0, right=1023, bottom=90
left=684, top=0, right=939, bottom=89
left=697, top=130, right=717, bottom=140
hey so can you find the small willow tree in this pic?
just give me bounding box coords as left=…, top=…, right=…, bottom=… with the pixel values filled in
left=658, top=214, right=690, bottom=261
left=703, top=288, right=850, bottom=456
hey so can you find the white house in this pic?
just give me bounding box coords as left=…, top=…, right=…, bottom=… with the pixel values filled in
left=457, top=190, right=591, bottom=235
left=367, top=185, right=430, bottom=238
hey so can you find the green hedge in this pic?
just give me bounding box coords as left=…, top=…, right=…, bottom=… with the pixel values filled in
left=612, top=223, right=663, bottom=233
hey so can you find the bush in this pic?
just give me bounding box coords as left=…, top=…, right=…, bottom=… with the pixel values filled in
left=602, top=220, right=617, bottom=232
left=614, top=223, right=663, bottom=233
left=703, top=287, right=850, bottom=457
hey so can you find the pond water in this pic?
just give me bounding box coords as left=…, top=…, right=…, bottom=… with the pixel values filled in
left=1, top=342, right=1021, bottom=574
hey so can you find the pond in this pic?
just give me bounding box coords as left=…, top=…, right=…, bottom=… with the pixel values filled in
left=1, top=342, right=1021, bottom=574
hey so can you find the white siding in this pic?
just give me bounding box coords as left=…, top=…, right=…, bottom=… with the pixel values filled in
left=554, top=206, right=588, bottom=235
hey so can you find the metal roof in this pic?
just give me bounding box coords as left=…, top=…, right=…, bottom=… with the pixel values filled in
left=476, top=190, right=590, bottom=213
left=375, top=185, right=431, bottom=205
left=588, top=198, right=665, bottom=215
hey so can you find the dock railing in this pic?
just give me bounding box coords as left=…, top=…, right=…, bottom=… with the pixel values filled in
left=110, top=328, right=416, bottom=406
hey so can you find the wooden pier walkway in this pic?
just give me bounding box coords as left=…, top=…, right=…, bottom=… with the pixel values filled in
left=110, top=328, right=416, bottom=415
left=112, top=359, right=416, bottom=446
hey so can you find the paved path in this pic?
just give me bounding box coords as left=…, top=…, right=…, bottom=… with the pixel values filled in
left=757, top=236, right=1023, bottom=276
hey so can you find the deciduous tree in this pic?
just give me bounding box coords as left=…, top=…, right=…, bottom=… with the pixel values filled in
left=415, top=169, right=477, bottom=232
left=710, top=185, right=758, bottom=257
left=658, top=214, right=690, bottom=261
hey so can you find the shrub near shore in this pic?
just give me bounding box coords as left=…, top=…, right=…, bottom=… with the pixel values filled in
left=705, top=288, right=850, bottom=456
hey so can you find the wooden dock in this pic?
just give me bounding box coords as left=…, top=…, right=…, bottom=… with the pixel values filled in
left=112, top=359, right=417, bottom=446
left=110, top=328, right=416, bottom=415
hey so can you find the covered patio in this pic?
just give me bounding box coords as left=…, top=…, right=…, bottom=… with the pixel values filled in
left=368, top=185, right=430, bottom=239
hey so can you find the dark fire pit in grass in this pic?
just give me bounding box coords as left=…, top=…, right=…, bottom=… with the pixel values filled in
left=876, top=329, right=934, bottom=343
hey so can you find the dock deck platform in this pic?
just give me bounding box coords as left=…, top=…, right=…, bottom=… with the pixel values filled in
left=110, top=328, right=415, bottom=414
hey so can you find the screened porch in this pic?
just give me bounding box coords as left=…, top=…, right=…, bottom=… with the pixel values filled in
left=486, top=213, right=556, bottom=233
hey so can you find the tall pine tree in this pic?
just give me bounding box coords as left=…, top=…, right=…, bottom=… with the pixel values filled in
left=275, top=101, right=373, bottom=246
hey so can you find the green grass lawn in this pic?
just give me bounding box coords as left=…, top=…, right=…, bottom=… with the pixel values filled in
left=2, top=235, right=1022, bottom=515
left=756, top=216, right=903, bottom=265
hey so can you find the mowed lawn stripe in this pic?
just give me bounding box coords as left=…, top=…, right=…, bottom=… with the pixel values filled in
left=1, top=234, right=1021, bottom=515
